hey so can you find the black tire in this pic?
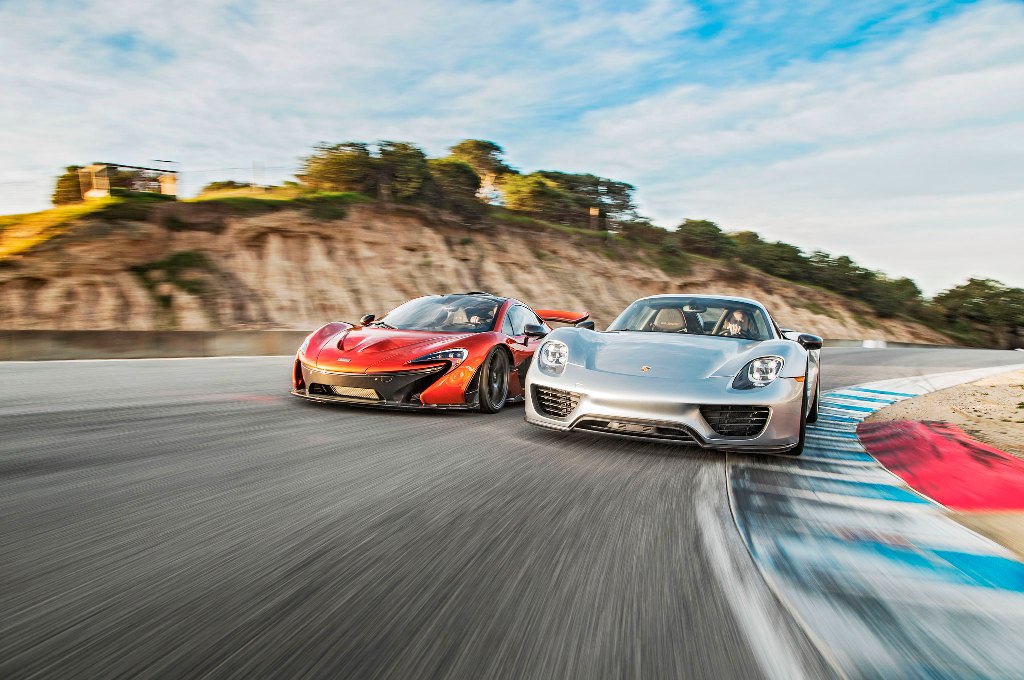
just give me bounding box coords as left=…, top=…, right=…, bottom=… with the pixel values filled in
left=782, top=373, right=809, bottom=456
left=807, top=378, right=819, bottom=424
left=478, top=347, right=510, bottom=413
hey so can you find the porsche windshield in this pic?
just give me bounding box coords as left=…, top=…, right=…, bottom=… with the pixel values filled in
left=376, top=295, right=501, bottom=332
left=606, top=297, right=774, bottom=341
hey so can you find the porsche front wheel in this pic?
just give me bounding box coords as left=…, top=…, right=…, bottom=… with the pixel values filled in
left=783, top=373, right=809, bottom=456
left=478, top=348, right=510, bottom=413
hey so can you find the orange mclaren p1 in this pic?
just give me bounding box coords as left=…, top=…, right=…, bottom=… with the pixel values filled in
left=291, top=292, right=589, bottom=412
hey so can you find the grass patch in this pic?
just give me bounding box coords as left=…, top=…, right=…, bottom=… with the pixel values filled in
left=797, top=300, right=840, bottom=319
left=487, top=207, right=608, bottom=238
left=0, top=194, right=173, bottom=259
left=851, top=313, right=879, bottom=330
left=131, top=250, right=217, bottom=302
left=188, top=189, right=371, bottom=220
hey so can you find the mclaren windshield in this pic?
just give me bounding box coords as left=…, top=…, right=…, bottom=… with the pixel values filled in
left=606, top=297, right=774, bottom=341
left=374, top=295, right=501, bottom=332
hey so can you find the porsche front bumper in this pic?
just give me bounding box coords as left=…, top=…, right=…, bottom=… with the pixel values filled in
left=524, top=364, right=805, bottom=452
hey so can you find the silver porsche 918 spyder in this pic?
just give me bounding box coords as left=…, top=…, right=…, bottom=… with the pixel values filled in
left=523, top=295, right=822, bottom=455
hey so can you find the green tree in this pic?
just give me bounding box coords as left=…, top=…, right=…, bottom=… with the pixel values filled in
left=376, top=141, right=434, bottom=202
left=934, top=279, right=1010, bottom=325
left=448, top=139, right=513, bottom=180
left=299, top=142, right=378, bottom=194
left=500, top=173, right=580, bottom=224
left=426, top=158, right=483, bottom=219
left=675, top=219, right=734, bottom=258
left=199, top=180, right=252, bottom=193
left=535, top=171, right=639, bottom=228
left=52, top=165, right=83, bottom=205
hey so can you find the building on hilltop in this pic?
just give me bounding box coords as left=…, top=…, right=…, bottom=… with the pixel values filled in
left=78, top=163, right=178, bottom=199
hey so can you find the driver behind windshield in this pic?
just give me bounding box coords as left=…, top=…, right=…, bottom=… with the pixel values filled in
left=719, top=309, right=754, bottom=339
left=377, top=295, right=500, bottom=332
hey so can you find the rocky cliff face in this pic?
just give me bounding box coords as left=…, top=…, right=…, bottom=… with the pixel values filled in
left=0, top=203, right=951, bottom=343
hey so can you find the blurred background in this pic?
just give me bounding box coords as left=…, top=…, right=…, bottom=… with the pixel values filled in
left=0, top=1, right=1022, bottom=347
left=2, top=3, right=1024, bottom=680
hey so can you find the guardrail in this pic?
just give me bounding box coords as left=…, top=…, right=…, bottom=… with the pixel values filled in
left=0, top=330, right=310, bottom=361
left=0, top=330, right=956, bottom=361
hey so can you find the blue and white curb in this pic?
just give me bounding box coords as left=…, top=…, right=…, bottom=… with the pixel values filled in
left=729, top=365, right=1024, bottom=679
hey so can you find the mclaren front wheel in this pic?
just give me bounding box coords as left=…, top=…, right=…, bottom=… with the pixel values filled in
left=478, top=347, right=510, bottom=413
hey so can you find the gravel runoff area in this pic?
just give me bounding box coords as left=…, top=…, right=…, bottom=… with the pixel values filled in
left=866, top=367, right=1024, bottom=561
left=866, top=367, right=1024, bottom=460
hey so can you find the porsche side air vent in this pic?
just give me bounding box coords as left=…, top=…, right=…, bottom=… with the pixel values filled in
left=533, top=386, right=580, bottom=419
left=699, top=405, right=770, bottom=437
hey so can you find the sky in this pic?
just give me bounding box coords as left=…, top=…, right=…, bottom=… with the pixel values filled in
left=1, top=0, right=1022, bottom=294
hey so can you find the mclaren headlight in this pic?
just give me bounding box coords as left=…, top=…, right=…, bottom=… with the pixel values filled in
left=409, top=348, right=468, bottom=370
left=298, top=333, right=313, bottom=356
left=537, top=340, right=568, bottom=374
left=733, top=356, right=785, bottom=389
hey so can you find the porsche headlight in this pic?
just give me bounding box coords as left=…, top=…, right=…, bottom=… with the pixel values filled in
left=538, top=340, right=568, bottom=374
left=409, top=348, right=468, bottom=370
left=734, top=356, right=785, bottom=389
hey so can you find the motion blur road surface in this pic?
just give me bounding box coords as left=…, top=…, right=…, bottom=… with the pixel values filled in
left=1, top=348, right=1021, bottom=679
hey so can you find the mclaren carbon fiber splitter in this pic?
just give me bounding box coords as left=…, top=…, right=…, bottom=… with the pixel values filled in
left=523, top=294, right=822, bottom=455
left=291, top=292, right=588, bottom=413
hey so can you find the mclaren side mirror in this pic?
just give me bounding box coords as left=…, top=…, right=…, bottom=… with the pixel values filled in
left=797, top=333, right=823, bottom=351
left=359, top=314, right=375, bottom=325
left=523, top=323, right=548, bottom=339
left=576, top=320, right=596, bottom=330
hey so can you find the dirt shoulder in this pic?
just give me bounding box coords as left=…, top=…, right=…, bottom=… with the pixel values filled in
left=866, top=367, right=1024, bottom=561
left=866, top=368, right=1024, bottom=460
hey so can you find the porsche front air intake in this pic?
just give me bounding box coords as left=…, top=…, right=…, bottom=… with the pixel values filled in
left=533, top=386, right=581, bottom=419
left=699, top=405, right=770, bottom=437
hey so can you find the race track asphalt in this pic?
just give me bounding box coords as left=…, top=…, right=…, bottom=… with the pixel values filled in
left=1, top=347, right=1021, bottom=679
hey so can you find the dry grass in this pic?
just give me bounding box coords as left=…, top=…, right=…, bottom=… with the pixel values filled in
left=0, top=199, right=119, bottom=259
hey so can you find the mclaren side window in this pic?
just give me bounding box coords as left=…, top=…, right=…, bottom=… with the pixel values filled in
left=377, top=295, right=501, bottom=332
left=607, top=297, right=774, bottom=341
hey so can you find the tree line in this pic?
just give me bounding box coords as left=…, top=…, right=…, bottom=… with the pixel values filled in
left=49, top=139, right=1022, bottom=346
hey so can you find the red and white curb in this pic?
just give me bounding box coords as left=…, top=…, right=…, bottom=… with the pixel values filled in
left=728, top=364, right=1024, bottom=679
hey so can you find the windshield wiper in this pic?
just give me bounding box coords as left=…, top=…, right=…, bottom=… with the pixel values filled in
left=368, top=321, right=396, bottom=329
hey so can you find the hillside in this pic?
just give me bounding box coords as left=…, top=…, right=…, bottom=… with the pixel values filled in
left=0, top=197, right=952, bottom=343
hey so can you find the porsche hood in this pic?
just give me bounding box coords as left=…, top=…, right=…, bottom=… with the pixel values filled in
left=559, top=331, right=805, bottom=381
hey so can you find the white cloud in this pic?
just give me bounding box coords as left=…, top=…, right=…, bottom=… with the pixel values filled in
left=0, top=0, right=694, bottom=206
left=539, top=1, right=1024, bottom=293
left=0, top=1, right=1021, bottom=294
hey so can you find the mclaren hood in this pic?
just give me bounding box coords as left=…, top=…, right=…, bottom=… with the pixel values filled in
left=315, top=328, right=473, bottom=373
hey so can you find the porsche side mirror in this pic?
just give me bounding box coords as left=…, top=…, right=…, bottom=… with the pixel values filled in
left=576, top=320, right=596, bottom=330
left=359, top=314, right=375, bottom=325
left=797, top=333, right=823, bottom=350
left=523, top=324, right=548, bottom=340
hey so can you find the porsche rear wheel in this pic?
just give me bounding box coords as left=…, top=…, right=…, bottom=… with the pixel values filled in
left=478, top=348, right=510, bottom=413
